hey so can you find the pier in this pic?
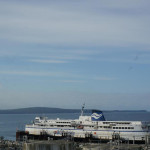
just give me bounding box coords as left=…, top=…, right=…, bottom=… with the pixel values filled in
left=1, top=138, right=150, bottom=150
left=22, top=140, right=150, bottom=150
left=15, top=130, right=150, bottom=149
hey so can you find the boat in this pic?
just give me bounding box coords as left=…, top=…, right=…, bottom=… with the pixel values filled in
left=24, top=105, right=150, bottom=143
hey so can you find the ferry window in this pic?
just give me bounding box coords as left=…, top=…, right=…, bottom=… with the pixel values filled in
left=116, top=127, right=118, bottom=129
left=128, top=127, right=131, bottom=129
left=122, top=127, right=124, bottom=129
left=125, top=127, right=127, bottom=129
left=119, top=127, right=121, bottom=129
left=131, top=127, right=134, bottom=129
left=113, top=127, right=116, bottom=129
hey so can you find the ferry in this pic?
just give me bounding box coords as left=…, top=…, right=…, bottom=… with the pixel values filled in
left=24, top=105, right=150, bottom=143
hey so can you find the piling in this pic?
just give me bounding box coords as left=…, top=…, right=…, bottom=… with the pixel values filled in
left=81, top=143, right=146, bottom=150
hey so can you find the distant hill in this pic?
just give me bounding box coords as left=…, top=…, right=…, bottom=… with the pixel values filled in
left=0, top=107, right=147, bottom=114
left=0, top=107, right=82, bottom=114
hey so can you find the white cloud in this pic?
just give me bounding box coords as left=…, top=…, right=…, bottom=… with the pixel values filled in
left=96, top=56, right=150, bottom=64
left=29, top=59, right=67, bottom=64
left=0, top=70, right=116, bottom=83
left=0, top=83, right=2, bottom=89
left=0, top=0, right=150, bottom=48
left=94, top=77, right=116, bottom=81
left=61, top=80, right=85, bottom=83
left=0, top=71, right=67, bottom=76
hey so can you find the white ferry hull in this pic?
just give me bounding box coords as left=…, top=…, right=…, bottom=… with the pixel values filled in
left=24, top=109, right=150, bottom=143
left=25, top=125, right=149, bottom=142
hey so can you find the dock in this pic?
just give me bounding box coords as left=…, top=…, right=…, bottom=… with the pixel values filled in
left=15, top=130, right=150, bottom=149
left=22, top=140, right=150, bottom=150
left=1, top=139, right=150, bottom=150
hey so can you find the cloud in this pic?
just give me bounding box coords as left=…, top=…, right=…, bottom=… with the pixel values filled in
left=0, top=70, right=116, bottom=83
left=94, top=77, right=116, bottom=81
left=0, top=83, right=3, bottom=89
left=29, top=59, right=67, bottom=64
left=0, top=70, right=71, bottom=77
left=0, top=0, right=150, bottom=48
left=96, top=57, right=150, bottom=64
left=61, top=80, right=85, bottom=83
left=0, top=0, right=150, bottom=110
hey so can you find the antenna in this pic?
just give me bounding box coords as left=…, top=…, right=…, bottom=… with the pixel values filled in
left=81, top=103, right=85, bottom=116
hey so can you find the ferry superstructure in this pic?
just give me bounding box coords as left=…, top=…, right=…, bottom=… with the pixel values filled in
left=25, top=107, right=150, bottom=143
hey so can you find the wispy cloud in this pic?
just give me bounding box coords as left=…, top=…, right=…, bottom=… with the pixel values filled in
left=0, top=0, right=150, bottom=110
left=0, top=70, right=93, bottom=81
left=0, top=70, right=116, bottom=83
left=0, top=71, right=76, bottom=78
left=29, top=59, right=67, bottom=64
left=60, top=80, right=85, bottom=83
left=0, top=83, right=3, bottom=89
left=94, top=77, right=116, bottom=81
left=0, top=0, right=150, bottom=48
left=96, top=57, right=150, bottom=64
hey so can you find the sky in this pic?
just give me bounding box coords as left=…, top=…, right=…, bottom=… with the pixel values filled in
left=0, top=0, right=150, bottom=110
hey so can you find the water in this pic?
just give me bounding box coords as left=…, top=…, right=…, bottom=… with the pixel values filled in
left=0, top=112, right=150, bottom=140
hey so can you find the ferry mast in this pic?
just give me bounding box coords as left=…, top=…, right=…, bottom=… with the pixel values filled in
left=81, top=103, right=85, bottom=116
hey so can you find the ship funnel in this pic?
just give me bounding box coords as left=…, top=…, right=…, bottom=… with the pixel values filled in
left=91, top=110, right=105, bottom=121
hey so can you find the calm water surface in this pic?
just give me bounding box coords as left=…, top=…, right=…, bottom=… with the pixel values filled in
left=0, top=112, right=150, bottom=140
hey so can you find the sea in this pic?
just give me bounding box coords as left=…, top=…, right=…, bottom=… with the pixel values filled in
left=0, top=111, right=150, bottom=140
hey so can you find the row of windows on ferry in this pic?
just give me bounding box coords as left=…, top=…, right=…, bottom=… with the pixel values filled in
left=56, top=122, right=71, bottom=124
left=45, top=121, right=131, bottom=125
left=113, top=127, right=134, bottom=129
left=103, top=122, right=130, bottom=125
left=43, top=125, right=134, bottom=129
left=89, top=126, right=134, bottom=129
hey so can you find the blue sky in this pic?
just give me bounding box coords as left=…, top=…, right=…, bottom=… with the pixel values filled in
left=0, top=0, right=150, bottom=110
